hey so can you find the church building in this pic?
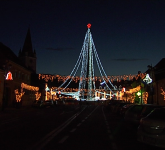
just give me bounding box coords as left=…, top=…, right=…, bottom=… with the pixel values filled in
left=0, top=28, right=39, bottom=108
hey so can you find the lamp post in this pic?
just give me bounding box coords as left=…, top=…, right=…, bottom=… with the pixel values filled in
left=147, top=65, right=154, bottom=104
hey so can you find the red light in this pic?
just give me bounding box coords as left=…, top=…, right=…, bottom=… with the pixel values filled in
left=122, top=87, right=125, bottom=92
left=87, top=23, right=91, bottom=29
left=6, top=71, right=13, bottom=80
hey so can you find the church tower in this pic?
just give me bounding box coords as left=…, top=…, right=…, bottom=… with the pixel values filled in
left=18, top=28, right=36, bottom=73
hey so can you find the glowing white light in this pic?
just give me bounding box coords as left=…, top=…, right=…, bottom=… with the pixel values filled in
left=143, top=74, right=152, bottom=84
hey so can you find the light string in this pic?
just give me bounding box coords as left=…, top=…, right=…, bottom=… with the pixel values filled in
left=38, top=73, right=146, bottom=83
left=161, top=87, right=165, bottom=101
left=14, top=83, right=41, bottom=102
left=91, top=34, right=116, bottom=92
left=78, top=32, right=88, bottom=95
left=56, top=33, right=88, bottom=91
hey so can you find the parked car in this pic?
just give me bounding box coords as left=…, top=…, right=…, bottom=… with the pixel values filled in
left=32, top=100, right=44, bottom=108
left=124, top=104, right=163, bottom=129
left=137, top=107, right=165, bottom=149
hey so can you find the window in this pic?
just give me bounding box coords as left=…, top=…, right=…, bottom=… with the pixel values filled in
left=18, top=71, right=20, bottom=79
left=27, top=75, right=29, bottom=81
left=25, top=74, right=27, bottom=80
left=15, top=70, right=17, bottom=78
left=22, top=73, right=24, bottom=80
left=147, top=108, right=165, bottom=120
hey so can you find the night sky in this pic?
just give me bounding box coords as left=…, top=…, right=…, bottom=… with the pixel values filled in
left=1, top=0, right=165, bottom=77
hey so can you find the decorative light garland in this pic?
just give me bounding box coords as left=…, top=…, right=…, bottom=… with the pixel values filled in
left=38, top=73, right=146, bottom=83
left=143, top=74, right=152, bottom=84
left=125, top=85, right=141, bottom=94
left=6, top=71, right=13, bottom=80
left=44, top=83, right=149, bottom=104
left=143, top=92, right=148, bottom=104
left=21, top=83, right=39, bottom=91
left=130, top=93, right=136, bottom=103
left=15, top=89, right=25, bottom=102
left=35, top=92, right=41, bottom=100
left=161, top=87, right=165, bottom=101
left=14, top=83, right=41, bottom=102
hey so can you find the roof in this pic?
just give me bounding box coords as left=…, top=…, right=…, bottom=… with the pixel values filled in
left=0, top=42, right=20, bottom=63
left=154, top=58, right=165, bottom=72
left=20, top=28, right=36, bottom=57
left=0, top=42, right=31, bottom=71
left=153, top=58, right=165, bottom=80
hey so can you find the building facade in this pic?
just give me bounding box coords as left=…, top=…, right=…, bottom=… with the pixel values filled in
left=153, top=58, right=165, bottom=105
left=0, top=28, right=38, bottom=108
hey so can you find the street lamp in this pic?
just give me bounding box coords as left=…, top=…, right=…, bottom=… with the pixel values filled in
left=136, top=88, right=143, bottom=104
left=147, top=65, right=154, bottom=104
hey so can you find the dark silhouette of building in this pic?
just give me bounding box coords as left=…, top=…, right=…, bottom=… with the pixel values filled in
left=18, top=28, right=36, bottom=73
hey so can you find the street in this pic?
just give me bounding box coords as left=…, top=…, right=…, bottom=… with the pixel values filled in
left=0, top=104, right=164, bottom=150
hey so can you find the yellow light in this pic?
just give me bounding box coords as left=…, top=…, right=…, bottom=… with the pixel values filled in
left=14, top=83, right=41, bottom=102
left=35, top=92, right=41, bottom=100
left=21, top=83, right=39, bottom=91
left=38, top=73, right=147, bottom=82
left=15, top=89, right=25, bottom=102
left=161, top=87, right=165, bottom=101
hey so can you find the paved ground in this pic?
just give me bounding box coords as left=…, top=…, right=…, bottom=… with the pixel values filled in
left=0, top=106, right=34, bottom=119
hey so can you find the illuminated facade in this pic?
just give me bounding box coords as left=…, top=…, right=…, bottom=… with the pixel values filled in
left=0, top=27, right=38, bottom=108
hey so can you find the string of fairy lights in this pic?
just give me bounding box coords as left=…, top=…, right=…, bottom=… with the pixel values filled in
left=8, top=23, right=165, bottom=103
left=37, top=24, right=152, bottom=101
left=14, top=83, right=41, bottom=102
left=38, top=73, right=146, bottom=83
left=11, top=72, right=165, bottom=103
left=161, top=87, right=165, bottom=101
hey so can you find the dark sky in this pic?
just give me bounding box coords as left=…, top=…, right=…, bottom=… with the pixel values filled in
left=1, top=0, right=165, bottom=76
